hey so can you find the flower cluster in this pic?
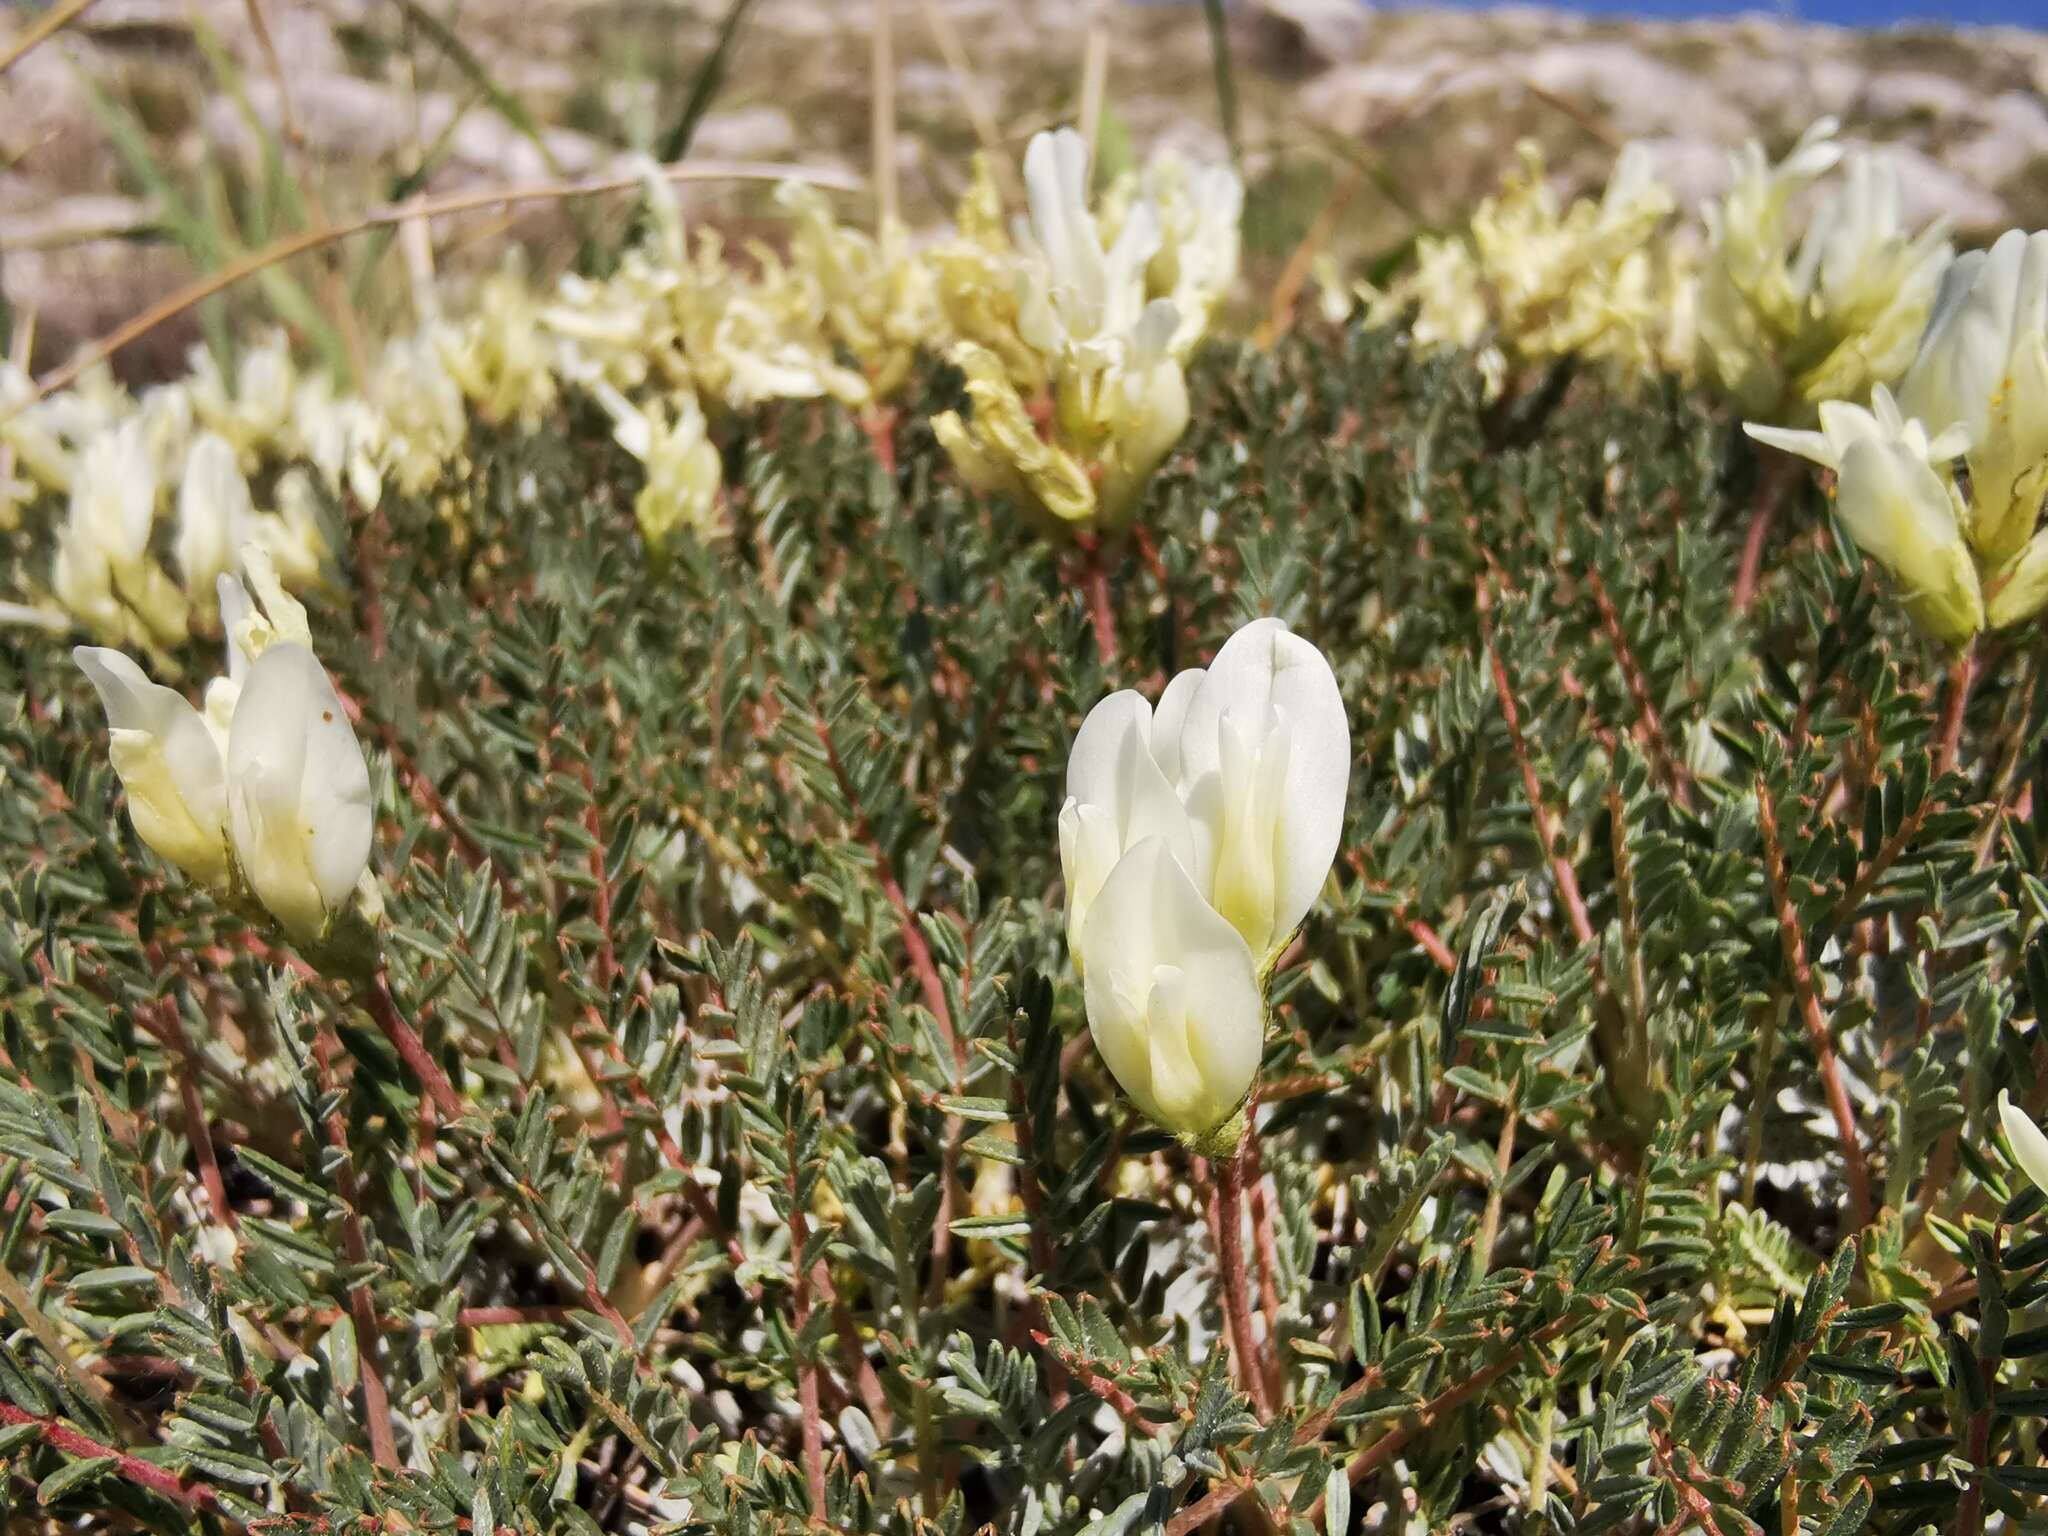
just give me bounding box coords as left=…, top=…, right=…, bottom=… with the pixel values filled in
left=4, top=130, right=1246, bottom=656
left=932, top=129, right=1241, bottom=537
left=72, top=549, right=373, bottom=950
left=1059, top=618, right=1349, bottom=1146
left=1360, top=119, right=1950, bottom=421
left=1749, top=229, right=2048, bottom=646
left=1697, top=118, right=1952, bottom=425
left=1365, top=140, right=1687, bottom=398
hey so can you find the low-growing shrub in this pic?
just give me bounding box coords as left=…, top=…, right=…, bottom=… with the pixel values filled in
left=1, top=327, right=2041, bottom=1534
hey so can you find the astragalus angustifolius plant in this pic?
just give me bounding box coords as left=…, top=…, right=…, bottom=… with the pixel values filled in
left=10, top=109, right=2048, bottom=1536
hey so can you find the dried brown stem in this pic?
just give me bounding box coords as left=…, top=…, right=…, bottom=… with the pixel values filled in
left=11, top=160, right=863, bottom=411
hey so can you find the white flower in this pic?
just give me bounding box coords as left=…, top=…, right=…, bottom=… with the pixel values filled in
left=1078, top=837, right=1263, bottom=1139
left=1133, top=151, right=1243, bottom=358
left=596, top=383, right=723, bottom=555
left=176, top=432, right=257, bottom=610
left=225, top=628, right=373, bottom=946
left=1015, top=127, right=1159, bottom=359
left=2000, top=1090, right=2048, bottom=1200
left=73, top=645, right=232, bottom=891
left=1699, top=120, right=1952, bottom=421
left=293, top=375, right=385, bottom=510
left=1175, top=618, right=1352, bottom=966
left=53, top=421, right=187, bottom=646
left=1058, top=675, right=1204, bottom=964
left=1748, top=387, right=1982, bottom=644
left=75, top=551, right=371, bottom=947
left=1061, top=620, right=1349, bottom=1135
left=1896, top=228, right=2048, bottom=568
left=1063, top=618, right=1350, bottom=970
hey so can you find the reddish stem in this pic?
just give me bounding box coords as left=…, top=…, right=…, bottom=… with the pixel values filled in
left=1935, top=645, right=1975, bottom=781
left=811, top=715, right=961, bottom=1069
left=1756, top=777, right=1871, bottom=1233
left=861, top=405, right=900, bottom=475
left=1478, top=584, right=1595, bottom=947
left=787, top=1172, right=828, bottom=1522
left=1212, top=1146, right=1273, bottom=1417
left=145, top=997, right=238, bottom=1235
left=365, top=970, right=463, bottom=1123
left=312, top=1028, right=400, bottom=1468
left=1587, top=561, right=1692, bottom=810
left=1242, top=1113, right=1286, bottom=1407
left=1079, top=538, right=1118, bottom=664
left=0, top=1403, right=235, bottom=1519
left=1732, top=458, right=1789, bottom=612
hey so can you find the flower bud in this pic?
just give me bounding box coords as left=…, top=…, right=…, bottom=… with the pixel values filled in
left=2000, top=1090, right=2048, bottom=1200
left=1990, top=528, right=2048, bottom=630
left=176, top=432, right=256, bottom=612
left=225, top=638, right=373, bottom=947
left=73, top=645, right=232, bottom=891
left=1059, top=679, right=1202, bottom=964
left=1747, top=388, right=1983, bottom=646
left=1176, top=618, right=1352, bottom=967
left=1078, top=837, right=1263, bottom=1141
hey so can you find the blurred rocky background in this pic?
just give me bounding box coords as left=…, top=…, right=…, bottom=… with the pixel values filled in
left=3, top=0, right=2045, bottom=380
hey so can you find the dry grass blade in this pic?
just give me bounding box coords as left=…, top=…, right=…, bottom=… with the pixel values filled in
left=10, top=159, right=865, bottom=410
left=0, top=0, right=99, bottom=76
left=915, top=0, right=1022, bottom=204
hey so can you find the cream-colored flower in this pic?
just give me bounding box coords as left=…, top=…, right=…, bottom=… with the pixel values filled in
left=597, top=383, right=723, bottom=555
left=369, top=333, right=469, bottom=497
left=2000, top=1090, right=2048, bottom=1200
left=176, top=432, right=257, bottom=612
left=293, top=373, right=384, bottom=510
left=1079, top=837, right=1264, bottom=1140
left=1896, top=228, right=2048, bottom=569
left=74, top=644, right=233, bottom=891
left=53, top=421, right=187, bottom=646
left=931, top=154, right=1048, bottom=392
left=1699, top=120, right=1951, bottom=422
left=1106, top=149, right=1243, bottom=359
left=189, top=332, right=296, bottom=466
left=437, top=271, right=561, bottom=428
left=778, top=181, right=940, bottom=401
left=933, top=128, right=1202, bottom=537
left=1747, top=387, right=1982, bottom=644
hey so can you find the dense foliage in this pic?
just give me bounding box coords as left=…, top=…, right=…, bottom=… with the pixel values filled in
left=2, top=325, right=2043, bottom=1535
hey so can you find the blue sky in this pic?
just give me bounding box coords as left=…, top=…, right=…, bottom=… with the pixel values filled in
left=1377, top=0, right=2039, bottom=26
